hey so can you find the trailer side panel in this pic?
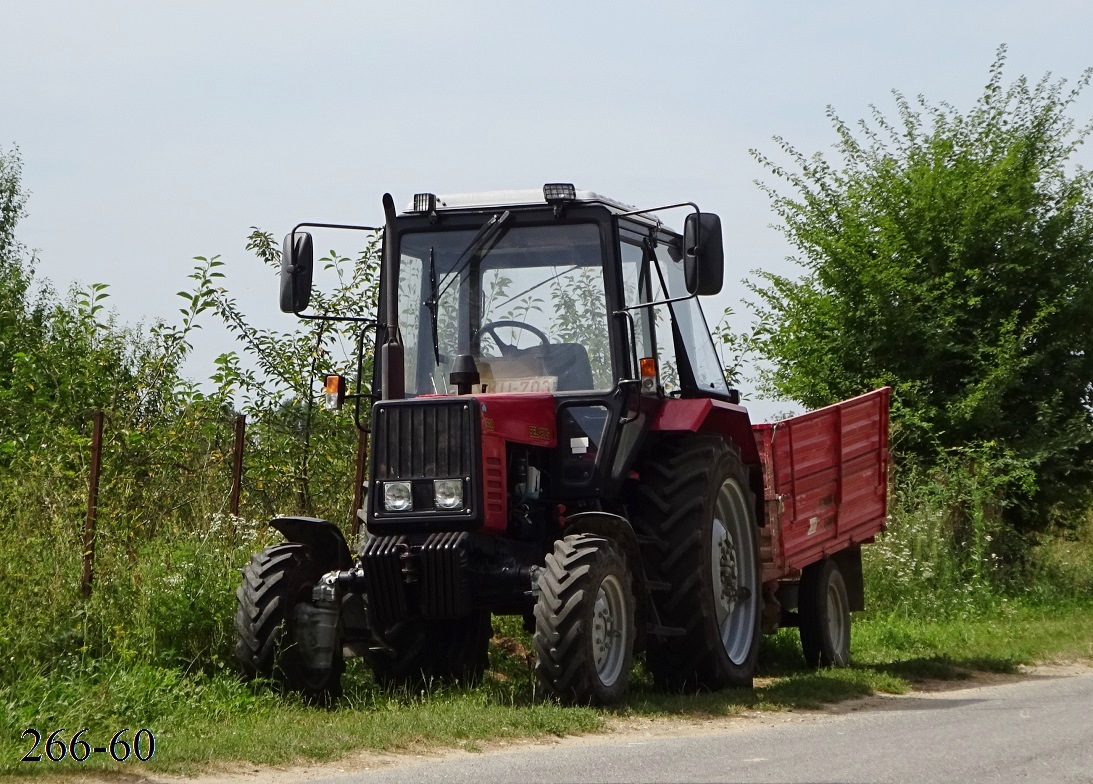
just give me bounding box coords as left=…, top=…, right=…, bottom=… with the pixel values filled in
left=753, top=387, right=890, bottom=581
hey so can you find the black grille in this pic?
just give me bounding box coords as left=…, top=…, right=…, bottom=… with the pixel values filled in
left=373, top=400, right=476, bottom=480
left=368, top=399, right=481, bottom=529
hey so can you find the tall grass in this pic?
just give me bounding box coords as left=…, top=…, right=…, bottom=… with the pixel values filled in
left=860, top=444, right=1090, bottom=620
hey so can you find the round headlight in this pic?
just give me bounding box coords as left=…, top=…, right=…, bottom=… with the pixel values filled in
left=383, top=481, right=413, bottom=512
left=433, top=479, right=464, bottom=510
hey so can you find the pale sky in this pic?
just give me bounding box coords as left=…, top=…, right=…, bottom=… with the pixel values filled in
left=4, top=0, right=1092, bottom=419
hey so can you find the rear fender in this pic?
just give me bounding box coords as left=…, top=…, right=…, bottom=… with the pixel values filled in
left=648, top=398, right=765, bottom=523
left=649, top=397, right=760, bottom=464
left=270, top=517, right=354, bottom=572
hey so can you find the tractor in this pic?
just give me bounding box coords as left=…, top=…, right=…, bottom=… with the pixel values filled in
left=233, top=184, right=889, bottom=705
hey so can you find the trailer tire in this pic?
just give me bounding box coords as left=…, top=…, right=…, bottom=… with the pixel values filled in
left=635, top=437, right=761, bottom=690
left=533, top=534, right=636, bottom=705
left=368, top=611, right=492, bottom=688
left=799, top=557, right=851, bottom=667
left=234, top=543, right=344, bottom=704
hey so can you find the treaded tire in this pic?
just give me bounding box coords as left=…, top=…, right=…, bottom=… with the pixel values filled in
left=799, top=558, right=851, bottom=668
left=633, top=436, right=761, bottom=690
left=533, top=534, right=636, bottom=705
left=368, top=611, right=492, bottom=689
left=234, top=542, right=344, bottom=704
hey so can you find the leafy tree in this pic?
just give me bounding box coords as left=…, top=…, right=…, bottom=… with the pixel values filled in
left=749, top=48, right=1093, bottom=529
left=185, top=228, right=381, bottom=517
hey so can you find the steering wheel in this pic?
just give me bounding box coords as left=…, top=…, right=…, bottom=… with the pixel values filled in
left=478, top=320, right=550, bottom=357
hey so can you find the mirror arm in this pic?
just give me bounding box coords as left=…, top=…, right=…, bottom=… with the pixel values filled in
left=613, top=201, right=699, bottom=220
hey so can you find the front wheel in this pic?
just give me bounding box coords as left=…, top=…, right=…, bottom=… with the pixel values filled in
left=234, top=543, right=344, bottom=704
left=799, top=557, right=851, bottom=667
left=533, top=534, right=636, bottom=705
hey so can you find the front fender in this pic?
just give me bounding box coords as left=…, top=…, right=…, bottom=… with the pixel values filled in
left=270, top=516, right=354, bottom=571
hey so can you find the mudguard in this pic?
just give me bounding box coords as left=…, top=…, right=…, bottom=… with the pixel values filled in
left=270, top=516, right=354, bottom=572
left=648, top=397, right=760, bottom=464
left=563, top=511, right=648, bottom=647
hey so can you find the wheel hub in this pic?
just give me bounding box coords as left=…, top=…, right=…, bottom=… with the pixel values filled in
left=593, top=589, right=616, bottom=665
left=713, top=520, right=739, bottom=619
left=591, top=575, right=627, bottom=686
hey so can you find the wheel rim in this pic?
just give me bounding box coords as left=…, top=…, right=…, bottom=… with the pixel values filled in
left=826, top=579, right=849, bottom=657
left=591, top=574, right=628, bottom=686
left=710, top=478, right=758, bottom=665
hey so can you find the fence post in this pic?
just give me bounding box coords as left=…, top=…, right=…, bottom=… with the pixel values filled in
left=351, top=427, right=368, bottom=539
left=81, top=409, right=104, bottom=599
left=229, top=413, right=246, bottom=517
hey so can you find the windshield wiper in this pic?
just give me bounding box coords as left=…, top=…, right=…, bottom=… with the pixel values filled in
left=426, top=210, right=512, bottom=366
left=425, top=247, right=441, bottom=365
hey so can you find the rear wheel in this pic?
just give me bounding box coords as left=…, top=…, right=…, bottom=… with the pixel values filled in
left=799, top=558, right=851, bottom=667
left=635, top=437, right=761, bottom=690
left=234, top=543, right=344, bottom=704
left=533, top=534, right=636, bottom=705
left=368, top=611, right=492, bottom=688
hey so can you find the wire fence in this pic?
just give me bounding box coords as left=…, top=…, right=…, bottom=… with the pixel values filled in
left=76, top=408, right=368, bottom=598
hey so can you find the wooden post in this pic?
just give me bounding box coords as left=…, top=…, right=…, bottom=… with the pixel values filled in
left=81, top=409, right=104, bottom=599
left=351, top=427, right=368, bottom=539
left=229, top=413, right=246, bottom=517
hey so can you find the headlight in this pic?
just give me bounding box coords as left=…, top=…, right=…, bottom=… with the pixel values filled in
left=433, top=479, right=464, bottom=510
left=383, top=481, right=413, bottom=512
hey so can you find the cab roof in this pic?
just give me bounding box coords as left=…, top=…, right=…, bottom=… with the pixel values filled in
left=402, top=187, right=675, bottom=231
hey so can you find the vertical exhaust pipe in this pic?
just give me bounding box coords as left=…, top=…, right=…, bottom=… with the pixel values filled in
left=380, top=193, right=405, bottom=400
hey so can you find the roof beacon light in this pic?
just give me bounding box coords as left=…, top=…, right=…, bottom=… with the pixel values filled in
left=413, top=193, right=438, bottom=213
left=543, top=183, right=576, bottom=203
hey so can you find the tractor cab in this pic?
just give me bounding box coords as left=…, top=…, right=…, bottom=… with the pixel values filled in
left=378, top=185, right=731, bottom=405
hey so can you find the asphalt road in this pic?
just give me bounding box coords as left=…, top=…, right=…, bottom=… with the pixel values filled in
left=300, top=671, right=1093, bottom=784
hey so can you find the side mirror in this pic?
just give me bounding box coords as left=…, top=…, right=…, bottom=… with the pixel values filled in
left=683, top=212, right=725, bottom=296
left=280, top=231, right=314, bottom=313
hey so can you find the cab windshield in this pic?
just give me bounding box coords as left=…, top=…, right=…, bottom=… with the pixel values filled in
left=397, top=222, right=612, bottom=396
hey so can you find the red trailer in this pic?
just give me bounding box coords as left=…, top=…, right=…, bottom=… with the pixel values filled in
left=754, top=387, right=891, bottom=665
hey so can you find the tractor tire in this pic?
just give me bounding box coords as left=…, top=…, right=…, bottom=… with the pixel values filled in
left=634, top=436, right=761, bottom=690
left=533, top=534, right=636, bottom=705
left=234, top=542, right=344, bottom=704
left=799, top=557, right=851, bottom=668
left=368, top=611, right=492, bottom=688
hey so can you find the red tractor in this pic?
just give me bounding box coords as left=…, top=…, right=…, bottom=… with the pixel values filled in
left=234, top=185, right=890, bottom=704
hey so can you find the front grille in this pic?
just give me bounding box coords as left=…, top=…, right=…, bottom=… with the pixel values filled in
left=373, top=400, right=476, bottom=480
left=369, top=399, right=481, bottom=528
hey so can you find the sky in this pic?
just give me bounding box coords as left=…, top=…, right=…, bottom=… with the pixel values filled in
left=3, top=0, right=1092, bottom=419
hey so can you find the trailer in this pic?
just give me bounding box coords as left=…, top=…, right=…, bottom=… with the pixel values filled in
left=754, top=388, right=890, bottom=664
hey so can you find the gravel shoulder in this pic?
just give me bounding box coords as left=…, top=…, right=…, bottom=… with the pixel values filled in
left=57, top=663, right=1093, bottom=784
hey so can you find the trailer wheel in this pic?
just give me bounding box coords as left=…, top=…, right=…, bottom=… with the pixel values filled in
left=234, top=543, right=344, bottom=704
left=799, top=558, right=851, bottom=667
left=635, top=437, right=761, bottom=690
left=533, top=534, right=636, bottom=705
left=368, top=611, right=492, bottom=688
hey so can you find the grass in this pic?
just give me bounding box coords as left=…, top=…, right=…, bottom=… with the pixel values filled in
left=3, top=599, right=1090, bottom=780
left=2, top=466, right=1091, bottom=780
